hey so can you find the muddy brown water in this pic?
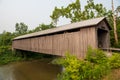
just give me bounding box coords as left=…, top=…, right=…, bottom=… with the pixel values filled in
left=0, top=60, right=62, bottom=80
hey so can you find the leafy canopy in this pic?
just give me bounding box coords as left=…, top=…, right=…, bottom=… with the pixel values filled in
left=50, top=0, right=108, bottom=24
left=15, top=22, right=28, bottom=35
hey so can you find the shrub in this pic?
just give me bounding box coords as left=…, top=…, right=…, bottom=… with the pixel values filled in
left=109, top=53, right=120, bottom=69
left=55, top=48, right=111, bottom=80
left=0, top=46, right=11, bottom=54
left=86, top=47, right=108, bottom=64
left=57, top=53, right=82, bottom=80
left=0, top=46, right=23, bottom=65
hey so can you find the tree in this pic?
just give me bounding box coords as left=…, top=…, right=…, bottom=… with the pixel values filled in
left=116, top=6, right=120, bottom=17
left=50, top=0, right=82, bottom=24
left=0, top=31, right=13, bottom=46
left=111, top=0, right=118, bottom=44
left=115, top=7, right=120, bottom=47
left=33, top=23, right=55, bottom=32
left=83, top=0, right=107, bottom=19
left=106, top=5, right=120, bottom=47
left=51, top=0, right=120, bottom=47
left=50, top=0, right=108, bottom=25
left=15, top=22, right=28, bottom=35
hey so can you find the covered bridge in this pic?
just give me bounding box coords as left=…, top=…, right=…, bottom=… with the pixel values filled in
left=12, top=17, right=111, bottom=58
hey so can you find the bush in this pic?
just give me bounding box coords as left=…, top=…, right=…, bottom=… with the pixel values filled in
left=57, top=53, right=82, bottom=80
left=0, top=46, right=11, bottom=54
left=109, top=53, right=120, bottom=69
left=0, top=52, right=22, bottom=65
left=55, top=48, right=111, bottom=80
left=0, top=46, right=24, bottom=65
left=86, top=47, right=108, bottom=64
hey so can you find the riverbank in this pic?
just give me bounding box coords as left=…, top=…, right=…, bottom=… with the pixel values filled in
left=1, top=48, right=120, bottom=80
left=0, top=52, right=23, bottom=65
left=0, top=50, right=55, bottom=66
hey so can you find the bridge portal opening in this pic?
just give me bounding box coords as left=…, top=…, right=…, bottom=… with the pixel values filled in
left=97, top=28, right=108, bottom=49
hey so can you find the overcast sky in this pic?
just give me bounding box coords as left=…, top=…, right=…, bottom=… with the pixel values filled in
left=0, top=0, right=119, bottom=33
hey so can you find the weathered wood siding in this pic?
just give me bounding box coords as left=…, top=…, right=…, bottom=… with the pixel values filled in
left=12, top=27, right=96, bottom=58
left=12, top=18, right=111, bottom=59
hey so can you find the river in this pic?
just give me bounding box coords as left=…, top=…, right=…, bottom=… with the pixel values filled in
left=0, top=59, right=62, bottom=80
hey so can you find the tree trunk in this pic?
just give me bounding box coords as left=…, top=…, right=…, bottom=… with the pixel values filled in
left=112, top=0, right=118, bottom=44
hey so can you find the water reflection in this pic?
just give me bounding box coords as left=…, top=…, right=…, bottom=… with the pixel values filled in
left=0, top=65, right=15, bottom=80
left=0, top=60, right=61, bottom=80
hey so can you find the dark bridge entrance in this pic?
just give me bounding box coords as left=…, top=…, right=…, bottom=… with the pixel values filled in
left=97, top=28, right=109, bottom=49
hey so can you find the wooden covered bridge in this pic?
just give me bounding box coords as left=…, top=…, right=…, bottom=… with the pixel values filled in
left=12, top=17, right=111, bottom=58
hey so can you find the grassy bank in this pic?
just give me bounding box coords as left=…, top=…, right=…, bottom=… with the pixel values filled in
left=0, top=46, right=55, bottom=65
left=0, top=52, right=53, bottom=65
left=52, top=47, right=120, bottom=80
left=0, top=51, right=23, bottom=65
left=0, top=46, right=23, bottom=65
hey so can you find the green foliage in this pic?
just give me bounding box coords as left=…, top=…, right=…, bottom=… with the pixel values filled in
left=50, top=0, right=108, bottom=24
left=15, top=22, right=28, bottom=36
left=0, top=19, right=56, bottom=65
left=116, top=6, right=120, bottom=13
left=16, top=50, right=49, bottom=60
left=109, top=6, right=120, bottom=48
left=50, top=0, right=120, bottom=48
left=55, top=48, right=111, bottom=80
left=110, top=16, right=120, bottom=48
left=83, top=0, right=107, bottom=18
left=33, top=23, right=55, bottom=32
left=55, top=48, right=120, bottom=80
left=0, top=46, right=23, bottom=65
left=0, top=31, right=14, bottom=46
left=0, top=46, right=11, bottom=54
left=0, top=45, right=23, bottom=65
left=109, top=53, right=120, bottom=69
left=27, top=23, right=56, bottom=33
left=86, top=47, right=108, bottom=64
left=0, top=51, right=23, bottom=65
left=50, top=0, right=81, bottom=23
left=0, top=46, right=47, bottom=65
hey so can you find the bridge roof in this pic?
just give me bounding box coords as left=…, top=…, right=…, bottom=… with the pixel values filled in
left=14, top=17, right=111, bottom=40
